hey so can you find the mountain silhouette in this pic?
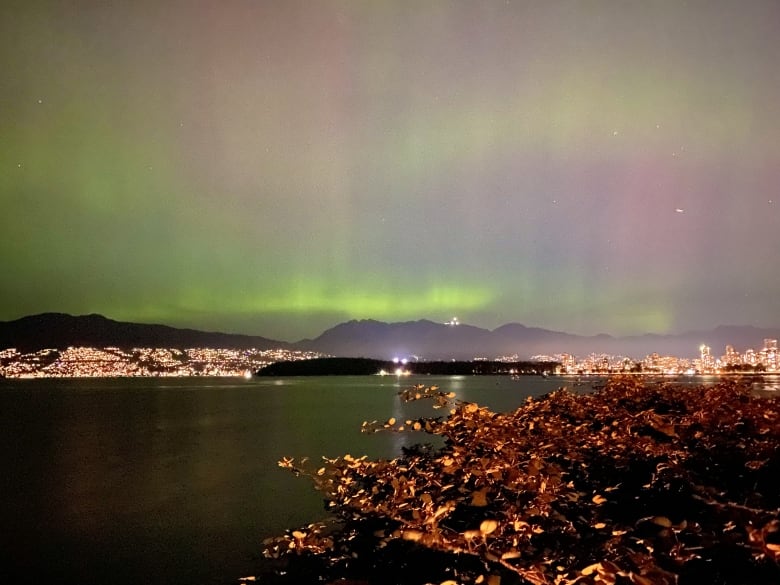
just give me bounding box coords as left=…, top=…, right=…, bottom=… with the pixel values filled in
left=298, top=319, right=780, bottom=360
left=0, top=313, right=288, bottom=352
left=2, top=313, right=779, bottom=359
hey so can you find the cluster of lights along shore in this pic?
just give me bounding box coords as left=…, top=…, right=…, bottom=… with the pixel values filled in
left=531, top=338, right=778, bottom=376
left=0, top=347, right=321, bottom=379
left=0, top=338, right=777, bottom=379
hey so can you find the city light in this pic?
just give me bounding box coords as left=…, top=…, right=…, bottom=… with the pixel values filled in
left=0, top=347, right=323, bottom=378
left=1, top=339, right=777, bottom=379
left=533, top=338, right=778, bottom=375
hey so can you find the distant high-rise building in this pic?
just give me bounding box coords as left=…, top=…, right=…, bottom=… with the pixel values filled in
left=764, top=339, right=778, bottom=370
left=723, top=344, right=741, bottom=367
left=698, top=344, right=714, bottom=372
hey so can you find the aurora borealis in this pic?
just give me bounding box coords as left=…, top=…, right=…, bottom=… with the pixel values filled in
left=2, top=1, right=779, bottom=341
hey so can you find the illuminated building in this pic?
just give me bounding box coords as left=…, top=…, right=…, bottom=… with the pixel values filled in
left=763, top=339, right=778, bottom=371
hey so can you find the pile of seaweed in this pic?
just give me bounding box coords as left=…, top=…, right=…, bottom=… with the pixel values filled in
left=255, top=377, right=779, bottom=585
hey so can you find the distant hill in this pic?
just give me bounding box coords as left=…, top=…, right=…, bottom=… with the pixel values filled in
left=2, top=313, right=779, bottom=360
left=297, top=319, right=780, bottom=360
left=296, top=319, right=494, bottom=359
left=0, top=313, right=289, bottom=352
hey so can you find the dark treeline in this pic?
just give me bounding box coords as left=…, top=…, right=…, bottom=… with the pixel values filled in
left=256, top=357, right=558, bottom=376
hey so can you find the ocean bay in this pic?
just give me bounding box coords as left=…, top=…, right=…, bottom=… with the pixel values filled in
left=0, top=375, right=567, bottom=585
left=1, top=374, right=776, bottom=585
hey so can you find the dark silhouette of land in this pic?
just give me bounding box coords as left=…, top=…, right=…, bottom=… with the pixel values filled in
left=3, top=312, right=780, bottom=360
left=0, top=313, right=288, bottom=352
left=297, top=319, right=780, bottom=360
left=257, top=357, right=557, bottom=376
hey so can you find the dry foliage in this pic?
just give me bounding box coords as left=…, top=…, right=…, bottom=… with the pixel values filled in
left=259, top=377, right=779, bottom=584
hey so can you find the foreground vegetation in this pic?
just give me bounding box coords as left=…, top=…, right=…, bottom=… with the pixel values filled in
left=258, top=377, right=779, bottom=584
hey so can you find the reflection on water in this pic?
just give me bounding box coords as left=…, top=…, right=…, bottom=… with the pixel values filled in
left=0, top=374, right=774, bottom=585
left=450, top=375, right=566, bottom=410
left=749, top=374, right=780, bottom=396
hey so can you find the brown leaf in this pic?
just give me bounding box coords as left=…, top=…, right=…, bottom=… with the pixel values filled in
left=471, top=488, right=489, bottom=507
left=582, top=562, right=602, bottom=576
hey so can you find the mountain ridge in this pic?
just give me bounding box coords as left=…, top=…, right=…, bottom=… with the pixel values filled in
left=2, top=313, right=779, bottom=359
left=0, top=312, right=289, bottom=352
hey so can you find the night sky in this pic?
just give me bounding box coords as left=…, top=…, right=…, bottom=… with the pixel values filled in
left=2, top=1, right=779, bottom=341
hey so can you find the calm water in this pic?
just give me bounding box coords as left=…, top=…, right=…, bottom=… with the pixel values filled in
left=0, top=375, right=566, bottom=585
left=0, top=374, right=774, bottom=585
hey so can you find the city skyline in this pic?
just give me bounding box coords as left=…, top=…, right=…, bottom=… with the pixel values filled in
left=3, top=1, right=780, bottom=340
left=2, top=336, right=777, bottom=379
left=3, top=311, right=780, bottom=365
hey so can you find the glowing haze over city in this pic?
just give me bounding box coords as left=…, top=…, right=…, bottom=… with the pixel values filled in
left=2, top=1, right=780, bottom=341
